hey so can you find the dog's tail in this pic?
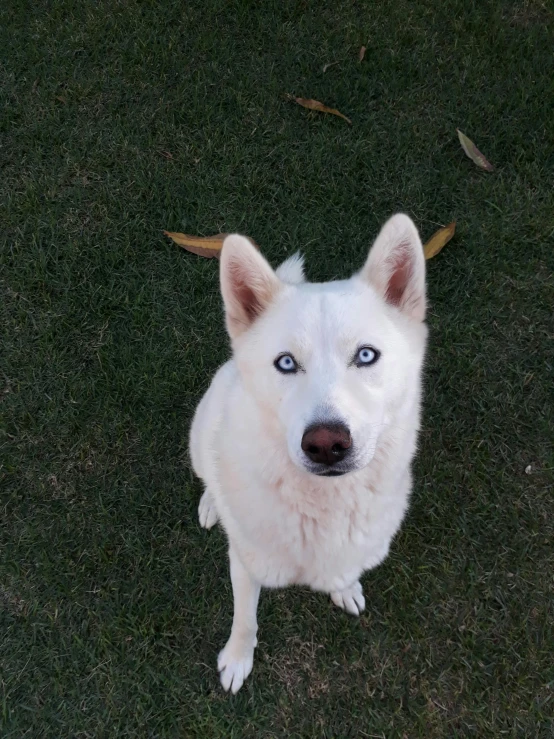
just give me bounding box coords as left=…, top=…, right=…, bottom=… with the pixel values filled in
left=276, top=253, right=305, bottom=285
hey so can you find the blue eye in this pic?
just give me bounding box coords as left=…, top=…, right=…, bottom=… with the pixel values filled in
left=355, top=346, right=380, bottom=367
left=275, top=353, right=298, bottom=374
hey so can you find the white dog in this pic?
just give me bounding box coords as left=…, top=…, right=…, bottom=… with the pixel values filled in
left=189, top=214, right=428, bottom=693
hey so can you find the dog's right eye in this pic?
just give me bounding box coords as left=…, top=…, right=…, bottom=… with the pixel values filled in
left=274, top=353, right=298, bottom=374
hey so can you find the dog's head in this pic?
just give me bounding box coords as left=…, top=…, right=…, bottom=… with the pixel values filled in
left=220, top=215, right=427, bottom=477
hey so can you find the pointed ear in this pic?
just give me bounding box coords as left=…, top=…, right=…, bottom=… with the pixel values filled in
left=359, top=214, right=426, bottom=321
left=220, top=235, right=282, bottom=338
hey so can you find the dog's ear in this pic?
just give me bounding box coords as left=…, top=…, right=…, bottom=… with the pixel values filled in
left=359, top=214, right=426, bottom=321
left=220, top=235, right=282, bottom=338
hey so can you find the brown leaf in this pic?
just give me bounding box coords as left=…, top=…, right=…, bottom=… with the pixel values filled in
left=457, top=129, right=494, bottom=171
left=164, top=231, right=259, bottom=259
left=159, top=150, right=173, bottom=160
left=288, top=95, right=352, bottom=125
left=164, top=231, right=226, bottom=258
left=322, top=61, right=339, bottom=73
left=359, top=45, right=366, bottom=62
left=423, top=221, right=456, bottom=260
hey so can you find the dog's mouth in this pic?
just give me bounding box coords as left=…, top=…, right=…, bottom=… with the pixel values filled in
left=301, top=458, right=361, bottom=478
left=305, top=463, right=358, bottom=477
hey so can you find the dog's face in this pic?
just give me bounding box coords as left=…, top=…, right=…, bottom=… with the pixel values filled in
left=220, top=215, right=427, bottom=477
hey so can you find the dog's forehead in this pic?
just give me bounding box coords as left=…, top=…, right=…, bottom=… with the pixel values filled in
left=269, top=279, right=387, bottom=349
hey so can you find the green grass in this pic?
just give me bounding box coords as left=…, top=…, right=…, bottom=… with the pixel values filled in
left=1, top=0, right=553, bottom=735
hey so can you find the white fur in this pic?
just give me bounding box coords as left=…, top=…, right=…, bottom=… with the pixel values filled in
left=189, top=214, right=428, bottom=693
left=275, top=252, right=305, bottom=285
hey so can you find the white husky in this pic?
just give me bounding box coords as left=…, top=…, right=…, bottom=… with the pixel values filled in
left=189, top=214, right=428, bottom=693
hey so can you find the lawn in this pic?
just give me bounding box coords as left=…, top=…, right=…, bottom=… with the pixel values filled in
left=1, top=0, right=553, bottom=735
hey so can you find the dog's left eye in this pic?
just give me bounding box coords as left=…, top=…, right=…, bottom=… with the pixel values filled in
left=275, top=353, right=298, bottom=374
left=354, top=346, right=380, bottom=367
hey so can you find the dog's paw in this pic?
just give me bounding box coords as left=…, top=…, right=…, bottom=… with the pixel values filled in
left=217, top=636, right=256, bottom=694
left=198, top=490, right=219, bottom=529
left=331, top=580, right=365, bottom=616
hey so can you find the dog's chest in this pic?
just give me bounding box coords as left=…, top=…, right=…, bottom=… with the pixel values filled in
left=233, top=476, right=403, bottom=591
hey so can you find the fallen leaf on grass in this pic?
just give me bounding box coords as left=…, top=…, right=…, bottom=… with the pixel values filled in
left=287, top=95, right=352, bottom=124
left=322, top=61, right=339, bottom=73
left=457, top=129, right=494, bottom=171
left=164, top=231, right=259, bottom=259
left=359, top=45, right=367, bottom=62
left=423, top=221, right=456, bottom=260
left=164, top=231, right=226, bottom=258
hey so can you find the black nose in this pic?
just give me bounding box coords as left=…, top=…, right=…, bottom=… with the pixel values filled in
left=301, top=423, right=352, bottom=466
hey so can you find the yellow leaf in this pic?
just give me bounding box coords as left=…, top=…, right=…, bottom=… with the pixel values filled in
left=164, top=232, right=259, bottom=259
left=423, top=221, right=456, bottom=260
left=164, top=231, right=226, bottom=258
left=359, top=45, right=367, bottom=62
left=457, top=129, right=494, bottom=171
left=288, top=95, right=352, bottom=125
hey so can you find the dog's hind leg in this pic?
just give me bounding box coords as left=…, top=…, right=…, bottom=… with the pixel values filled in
left=198, top=489, right=219, bottom=529
left=330, top=580, right=366, bottom=616
left=218, top=547, right=261, bottom=694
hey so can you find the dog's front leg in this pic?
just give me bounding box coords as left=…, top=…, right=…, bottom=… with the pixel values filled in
left=330, top=579, right=366, bottom=616
left=217, top=546, right=261, bottom=694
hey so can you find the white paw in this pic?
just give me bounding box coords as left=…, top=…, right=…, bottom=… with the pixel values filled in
left=331, top=580, right=365, bottom=616
left=198, top=490, right=219, bottom=529
left=217, top=636, right=256, bottom=694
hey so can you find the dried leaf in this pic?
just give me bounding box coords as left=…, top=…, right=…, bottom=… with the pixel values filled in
left=288, top=95, right=352, bottom=125
left=457, top=129, right=494, bottom=171
left=164, top=231, right=259, bottom=259
left=322, top=61, right=339, bottom=73
left=359, top=45, right=366, bottom=62
left=423, top=221, right=456, bottom=260
left=164, top=231, right=226, bottom=258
